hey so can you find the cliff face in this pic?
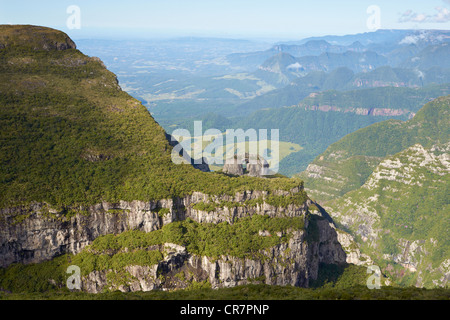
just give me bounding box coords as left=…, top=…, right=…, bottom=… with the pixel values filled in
left=83, top=231, right=312, bottom=293
left=325, top=142, right=450, bottom=288
left=296, top=96, right=450, bottom=288
left=82, top=219, right=345, bottom=294
left=0, top=189, right=346, bottom=292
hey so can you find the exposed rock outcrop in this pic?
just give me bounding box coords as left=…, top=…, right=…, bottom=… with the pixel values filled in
left=81, top=230, right=315, bottom=293
left=324, top=142, right=450, bottom=287
left=223, top=154, right=270, bottom=177
left=0, top=189, right=308, bottom=267
left=0, top=189, right=347, bottom=291
left=80, top=221, right=346, bottom=293
left=223, top=157, right=245, bottom=176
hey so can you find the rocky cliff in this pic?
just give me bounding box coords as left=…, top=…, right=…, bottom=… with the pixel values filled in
left=325, top=142, right=449, bottom=287
left=82, top=218, right=346, bottom=294
left=297, top=96, right=450, bottom=288
left=0, top=190, right=346, bottom=292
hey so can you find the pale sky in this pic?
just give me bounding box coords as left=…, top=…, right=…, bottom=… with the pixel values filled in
left=1, top=0, right=449, bottom=40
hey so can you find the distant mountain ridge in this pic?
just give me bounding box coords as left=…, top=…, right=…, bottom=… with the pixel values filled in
left=235, top=66, right=450, bottom=114
left=91, top=28, right=450, bottom=126
left=227, top=29, right=450, bottom=71
left=226, top=39, right=368, bottom=71
left=283, top=29, right=450, bottom=47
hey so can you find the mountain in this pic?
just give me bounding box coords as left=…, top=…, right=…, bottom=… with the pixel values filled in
left=385, top=44, right=422, bottom=66
left=224, top=29, right=450, bottom=89
left=273, top=40, right=366, bottom=57
left=230, top=84, right=450, bottom=176
left=295, top=50, right=388, bottom=73
left=255, top=50, right=387, bottom=79
left=82, top=29, right=450, bottom=127
left=0, top=25, right=349, bottom=294
left=0, top=26, right=239, bottom=207
left=236, top=66, right=450, bottom=115
left=298, top=85, right=450, bottom=118
left=235, top=70, right=336, bottom=113
left=325, top=142, right=449, bottom=288
left=298, top=96, right=449, bottom=288
left=298, top=95, right=450, bottom=202
left=400, top=42, right=450, bottom=70
left=352, top=66, right=416, bottom=87
left=255, top=52, right=303, bottom=85
left=0, top=25, right=76, bottom=50
left=225, top=39, right=367, bottom=72
left=291, top=29, right=450, bottom=47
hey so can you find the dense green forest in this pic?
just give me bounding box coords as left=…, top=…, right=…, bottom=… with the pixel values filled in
left=299, top=96, right=450, bottom=287
left=298, top=95, right=450, bottom=201
left=0, top=29, right=303, bottom=209
left=159, top=84, right=450, bottom=176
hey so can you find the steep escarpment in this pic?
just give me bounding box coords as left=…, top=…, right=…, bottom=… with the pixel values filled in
left=0, top=25, right=347, bottom=293
left=300, top=96, right=450, bottom=288
left=325, top=142, right=449, bottom=288
left=298, top=96, right=450, bottom=203
left=0, top=191, right=346, bottom=292
left=0, top=188, right=306, bottom=267
left=79, top=219, right=343, bottom=293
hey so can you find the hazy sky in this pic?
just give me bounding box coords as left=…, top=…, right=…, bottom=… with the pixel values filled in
left=1, top=0, right=449, bottom=40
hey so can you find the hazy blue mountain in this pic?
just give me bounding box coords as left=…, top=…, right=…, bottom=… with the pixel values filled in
left=73, top=30, right=450, bottom=128
left=235, top=66, right=450, bottom=114
left=251, top=50, right=388, bottom=89
left=400, top=42, right=450, bottom=69
left=236, top=68, right=353, bottom=113
left=229, top=29, right=450, bottom=72
left=226, top=39, right=367, bottom=72
left=291, top=29, right=450, bottom=47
